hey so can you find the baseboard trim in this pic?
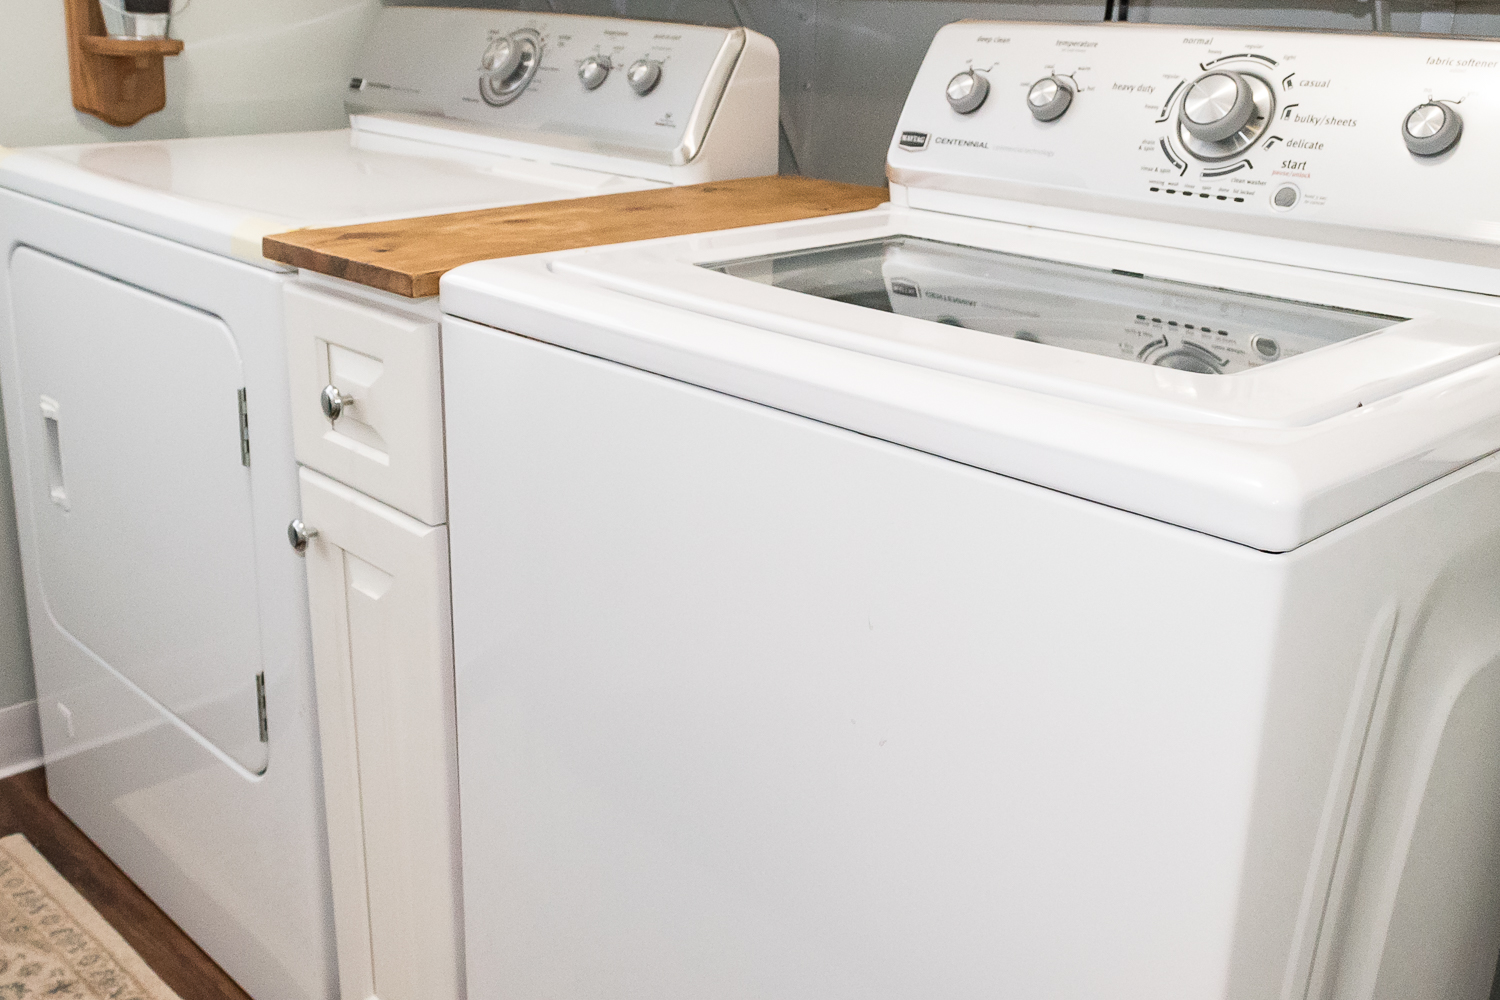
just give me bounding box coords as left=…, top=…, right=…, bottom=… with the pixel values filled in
left=0, top=700, right=42, bottom=779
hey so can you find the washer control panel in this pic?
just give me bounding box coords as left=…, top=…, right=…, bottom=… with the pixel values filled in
left=889, top=22, right=1500, bottom=247
left=348, top=8, right=746, bottom=161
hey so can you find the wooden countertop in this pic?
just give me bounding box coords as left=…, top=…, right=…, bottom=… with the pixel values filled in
left=262, top=175, right=888, bottom=298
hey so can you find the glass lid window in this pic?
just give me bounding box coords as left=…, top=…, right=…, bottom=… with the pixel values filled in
left=703, top=236, right=1403, bottom=374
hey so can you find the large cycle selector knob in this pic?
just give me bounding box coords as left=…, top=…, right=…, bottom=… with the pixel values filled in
left=578, top=54, right=611, bottom=90
left=1027, top=76, right=1073, bottom=121
left=1181, top=71, right=1256, bottom=142
left=1403, top=101, right=1462, bottom=156
left=1176, top=69, right=1274, bottom=161
left=480, top=31, right=541, bottom=106
left=945, top=70, right=989, bottom=114
left=627, top=59, right=662, bottom=95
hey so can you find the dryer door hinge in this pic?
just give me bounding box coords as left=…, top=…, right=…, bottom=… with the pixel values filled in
left=237, top=388, right=251, bottom=467
left=255, top=671, right=269, bottom=743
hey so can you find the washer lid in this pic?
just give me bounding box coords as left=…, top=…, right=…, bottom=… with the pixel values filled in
left=0, top=129, right=654, bottom=269
left=441, top=205, right=1500, bottom=551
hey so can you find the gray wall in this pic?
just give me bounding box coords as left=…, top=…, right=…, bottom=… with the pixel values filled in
left=389, top=0, right=1500, bottom=185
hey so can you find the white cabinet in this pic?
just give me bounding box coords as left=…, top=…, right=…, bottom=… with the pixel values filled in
left=298, top=467, right=462, bottom=1000
left=286, top=285, right=446, bottom=525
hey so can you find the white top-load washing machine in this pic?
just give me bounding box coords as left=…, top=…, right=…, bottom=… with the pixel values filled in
left=441, top=21, right=1500, bottom=1000
left=0, top=8, right=775, bottom=1000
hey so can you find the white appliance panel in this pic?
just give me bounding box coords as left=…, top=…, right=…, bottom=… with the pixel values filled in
left=10, top=248, right=267, bottom=773
left=444, top=319, right=1500, bottom=1000
left=442, top=216, right=1500, bottom=552
left=350, top=8, right=746, bottom=164
left=889, top=23, right=1500, bottom=255
left=0, top=129, right=659, bottom=271
left=28, top=130, right=637, bottom=227
left=0, top=188, right=335, bottom=1000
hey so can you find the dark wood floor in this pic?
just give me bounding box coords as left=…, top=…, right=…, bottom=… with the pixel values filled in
left=0, top=766, right=252, bottom=1000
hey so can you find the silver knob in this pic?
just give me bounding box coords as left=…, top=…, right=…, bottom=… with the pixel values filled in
left=1403, top=101, right=1462, bottom=156
left=480, top=31, right=541, bottom=106
left=288, top=519, right=318, bottom=553
left=627, top=59, right=661, bottom=95
left=1027, top=76, right=1073, bottom=122
left=579, top=54, right=611, bottom=90
left=1181, top=72, right=1256, bottom=142
left=945, top=70, right=989, bottom=115
left=320, top=384, right=354, bottom=421
left=482, top=36, right=523, bottom=78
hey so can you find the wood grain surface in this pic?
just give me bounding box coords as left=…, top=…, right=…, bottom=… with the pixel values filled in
left=0, top=768, right=252, bottom=1000
left=64, top=0, right=182, bottom=127
left=263, top=175, right=888, bottom=298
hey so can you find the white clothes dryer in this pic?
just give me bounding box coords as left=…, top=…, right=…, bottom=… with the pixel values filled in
left=0, top=8, right=776, bottom=1000
left=441, top=22, right=1500, bottom=1000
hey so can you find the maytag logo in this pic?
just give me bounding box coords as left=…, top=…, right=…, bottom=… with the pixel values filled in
left=898, top=130, right=930, bottom=151
left=890, top=279, right=920, bottom=298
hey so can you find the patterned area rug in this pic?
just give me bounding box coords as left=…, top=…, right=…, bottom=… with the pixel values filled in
left=0, top=833, right=182, bottom=1000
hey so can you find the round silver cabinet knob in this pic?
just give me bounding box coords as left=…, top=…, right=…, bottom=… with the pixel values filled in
left=320, top=384, right=354, bottom=421
left=579, top=54, right=611, bottom=90
left=945, top=70, right=989, bottom=114
left=1027, top=76, right=1074, bottom=122
left=288, top=519, right=319, bottom=553
left=1181, top=71, right=1256, bottom=142
left=627, top=59, right=662, bottom=95
left=1403, top=101, right=1462, bottom=156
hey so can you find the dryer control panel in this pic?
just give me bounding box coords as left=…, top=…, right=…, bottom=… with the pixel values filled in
left=889, top=22, right=1500, bottom=250
left=348, top=8, right=751, bottom=166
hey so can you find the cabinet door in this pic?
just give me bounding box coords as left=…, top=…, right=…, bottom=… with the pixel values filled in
left=298, top=467, right=461, bottom=1000
left=286, top=285, right=445, bottom=525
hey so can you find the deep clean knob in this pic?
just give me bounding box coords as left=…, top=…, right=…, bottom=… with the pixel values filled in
left=945, top=70, right=989, bottom=114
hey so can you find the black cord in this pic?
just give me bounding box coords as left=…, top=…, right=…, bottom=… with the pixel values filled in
left=1103, top=0, right=1115, bottom=20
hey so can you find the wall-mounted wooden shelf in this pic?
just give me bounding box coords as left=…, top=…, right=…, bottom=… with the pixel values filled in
left=64, top=0, right=184, bottom=127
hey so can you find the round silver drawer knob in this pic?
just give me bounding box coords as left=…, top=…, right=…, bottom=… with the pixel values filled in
left=288, top=519, right=319, bottom=553
left=320, top=384, right=354, bottom=421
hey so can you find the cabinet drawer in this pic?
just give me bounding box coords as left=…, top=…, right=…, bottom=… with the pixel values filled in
left=286, top=285, right=445, bottom=525
left=298, top=468, right=460, bottom=1000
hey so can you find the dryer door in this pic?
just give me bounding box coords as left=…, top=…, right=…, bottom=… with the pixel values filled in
left=10, top=247, right=269, bottom=773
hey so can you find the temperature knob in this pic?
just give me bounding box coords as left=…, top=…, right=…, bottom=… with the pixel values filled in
left=480, top=31, right=541, bottom=107
left=1181, top=71, right=1256, bottom=142
left=1403, top=101, right=1462, bottom=156
left=579, top=54, right=611, bottom=90
left=1027, top=76, right=1073, bottom=121
left=627, top=59, right=662, bottom=95
left=945, top=70, right=989, bottom=114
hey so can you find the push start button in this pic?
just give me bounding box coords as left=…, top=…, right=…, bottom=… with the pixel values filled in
left=1272, top=183, right=1300, bottom=210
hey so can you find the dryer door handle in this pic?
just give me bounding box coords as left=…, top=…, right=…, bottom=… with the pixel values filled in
left=39, top=395, right=68, bottom=510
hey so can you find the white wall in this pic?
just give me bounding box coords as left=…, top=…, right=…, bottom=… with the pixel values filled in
left=0, top=0, right=381, bottom=747
left=0, top=0, right=381, bottom=148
